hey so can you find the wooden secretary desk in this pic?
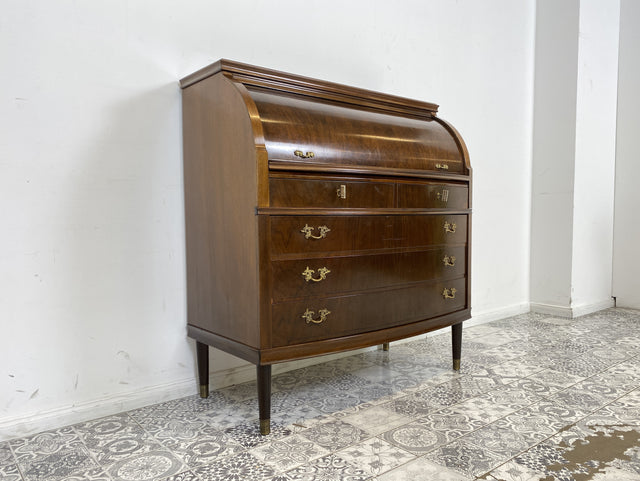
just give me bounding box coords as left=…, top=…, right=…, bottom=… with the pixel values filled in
left=180, top=60, right=472, bottom=435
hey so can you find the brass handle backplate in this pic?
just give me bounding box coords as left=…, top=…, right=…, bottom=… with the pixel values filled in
left=336, top=184, right=347, bottom=199
left=436, top=189, right=449, bottom=203
left=443, top=288, right=457, bottom=299
left=302, top=266, right=331, bottom=282
left=294, top=150, right=315, bottom=159
left=444, top=221, right=457, bottom=233
left=302, top=308, right=330, bottom=324
left=443, top=255, right=456, bottom=267
left=301, top=224, right=331, bottom=240
left=435, top=163, right=449, bottom=170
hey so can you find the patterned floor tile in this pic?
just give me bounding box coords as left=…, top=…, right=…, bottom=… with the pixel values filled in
left=381, top=421, right=448, bottom=454
left=75, top=413, right=163, bottom=465
left=384, top=392, right=440, bottom=417
left=483, top=459, right=549, bottom=481
left=106, top=450, right=185, bottom=480
left=160, top=471, right=200, bottom=481
left=339, top=404, right=412, bottom=436
left=283, top=453, right=369, bottom=481
left=10, top=426, right=83, bottom=462
left=249, top=434, right=329, bottom=473
left=299, top=419, right=368, bottom=451
left=19, top=446, right=101, bottom=481
left=520, top=368, right=585, bottom=392
left=336, top=437, right=415, bottom=477
left=463, top=424, right=532, bottom=458
left=193, top=451, right=275, bottom=480
left=224, top=421, right=292, bottom=449
left=416, top=410, right=486, bottom=441
left=377, top=456, right=472, bottom=480
left=0, top=461, right=21, bottom=481
left=423, top=439, right=507, bottom=477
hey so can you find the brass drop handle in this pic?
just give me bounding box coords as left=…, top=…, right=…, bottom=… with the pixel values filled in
left=442, top=288, right=457, bottom=299
left=443, top=255, right=456, bottom=267
left=302, top=266, right=331, bottom=282
left=294, top=150, right=315, bottom=159
left=444, top=221, right=457, bottom=233
left=301, top=224, right=331, bottom=240
left=435, top=163, right=449, bottom=170
left=336, top=184, right=347, bottom=199
left=302, top=308, right=331, bottom=324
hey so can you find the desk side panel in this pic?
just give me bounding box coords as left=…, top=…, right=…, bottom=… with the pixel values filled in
left=182, top=74, right=261, bottom=348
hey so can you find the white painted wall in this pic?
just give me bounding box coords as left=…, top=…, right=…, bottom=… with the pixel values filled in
left=530, top=0, right=580, bottom=311
left=613, top=0, right=640, bottom=309
left=571, top=0, right=619, bottom=312
left=530, top=0, right=619, bottom=317
left=0, top=0, right=535, bottom=440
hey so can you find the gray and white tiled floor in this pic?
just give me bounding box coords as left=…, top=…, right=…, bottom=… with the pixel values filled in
left=2, top=308, right=640, bottom=480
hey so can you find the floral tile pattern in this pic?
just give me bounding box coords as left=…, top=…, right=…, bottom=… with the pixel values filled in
left=2, top=308, right=640, bottom=480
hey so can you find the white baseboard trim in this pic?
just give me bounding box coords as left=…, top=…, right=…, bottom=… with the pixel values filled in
left=0, top=302, right=534, bottom=442
left=466, top=302, right=531, bottom=327
left=0, top=378, right=196, bottom=442
left=0, top=348, right=375, bottom=442
left=531, top=299, right=615, bottom=318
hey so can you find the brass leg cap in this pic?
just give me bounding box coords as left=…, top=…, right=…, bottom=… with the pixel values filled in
left=453, top=359, right=461, bottom=371
left=382, top=343, right=390, bottom=352
left=199, top=384, right=209, bottom=398
left=260, top=419, right=270, bottom=436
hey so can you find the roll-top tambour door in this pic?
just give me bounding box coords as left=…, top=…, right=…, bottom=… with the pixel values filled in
left=248, top=87, right=465, bottom=174
left=270, top=215, right=468, bottom=256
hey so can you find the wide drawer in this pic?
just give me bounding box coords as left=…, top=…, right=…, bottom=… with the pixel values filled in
left=271, top=277, right=466, bottom=346
left=271, top=246, right=466, bottom=300
left=397, top=182, right=469, bottom=209
left=269, top=177, right=395, bottom=208
left=270, top=214, right=468, bottom=256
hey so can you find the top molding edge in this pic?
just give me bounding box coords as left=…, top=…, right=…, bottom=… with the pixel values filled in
left=179, top=59, right=439, bottom=116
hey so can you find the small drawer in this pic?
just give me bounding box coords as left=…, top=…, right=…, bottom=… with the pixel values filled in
left=269, top=177, right=395, bottom=208
left=271, top=277, right=466, bottom=347
left=397, top=183, right=469, bottom=209
left=269, top=215, right=468, bottom=256
left=271, top=246, right=467, bottom=301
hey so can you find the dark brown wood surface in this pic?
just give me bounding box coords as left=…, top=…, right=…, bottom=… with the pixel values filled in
left=250, top=88, right=465, bottom=173
left=180, top=59, right=472, bottom=434
left=271, top=277, right=467, bottom=347
left=269, top=214, right=468, bottom=256
left=271, top=246, right=467, bottom=300
left=182, top=73, right=263, bottom=348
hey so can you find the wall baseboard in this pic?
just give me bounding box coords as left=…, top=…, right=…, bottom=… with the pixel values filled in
left=530, top=299, right=615, bottom=318
left=0, top=301, right=532, bottom=442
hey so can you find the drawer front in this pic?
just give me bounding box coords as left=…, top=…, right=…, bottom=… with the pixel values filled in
left=271, top=277, right=466, bottom=346
left=397, top=183, right=469, bottom=209
left=271, top=246, right=467, bottom=300
left=270, top=215, right=468, bottom=256
left=270, top=177, right=395, bottom=208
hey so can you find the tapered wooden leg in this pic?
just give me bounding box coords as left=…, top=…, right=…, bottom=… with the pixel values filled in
left=382, top=342, right=390, bottom=351
left=452, top=323, right=462, bottom=371
left=257, top=365, right=272, bottom=435
left=196, top=341, right=209, bottom=398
